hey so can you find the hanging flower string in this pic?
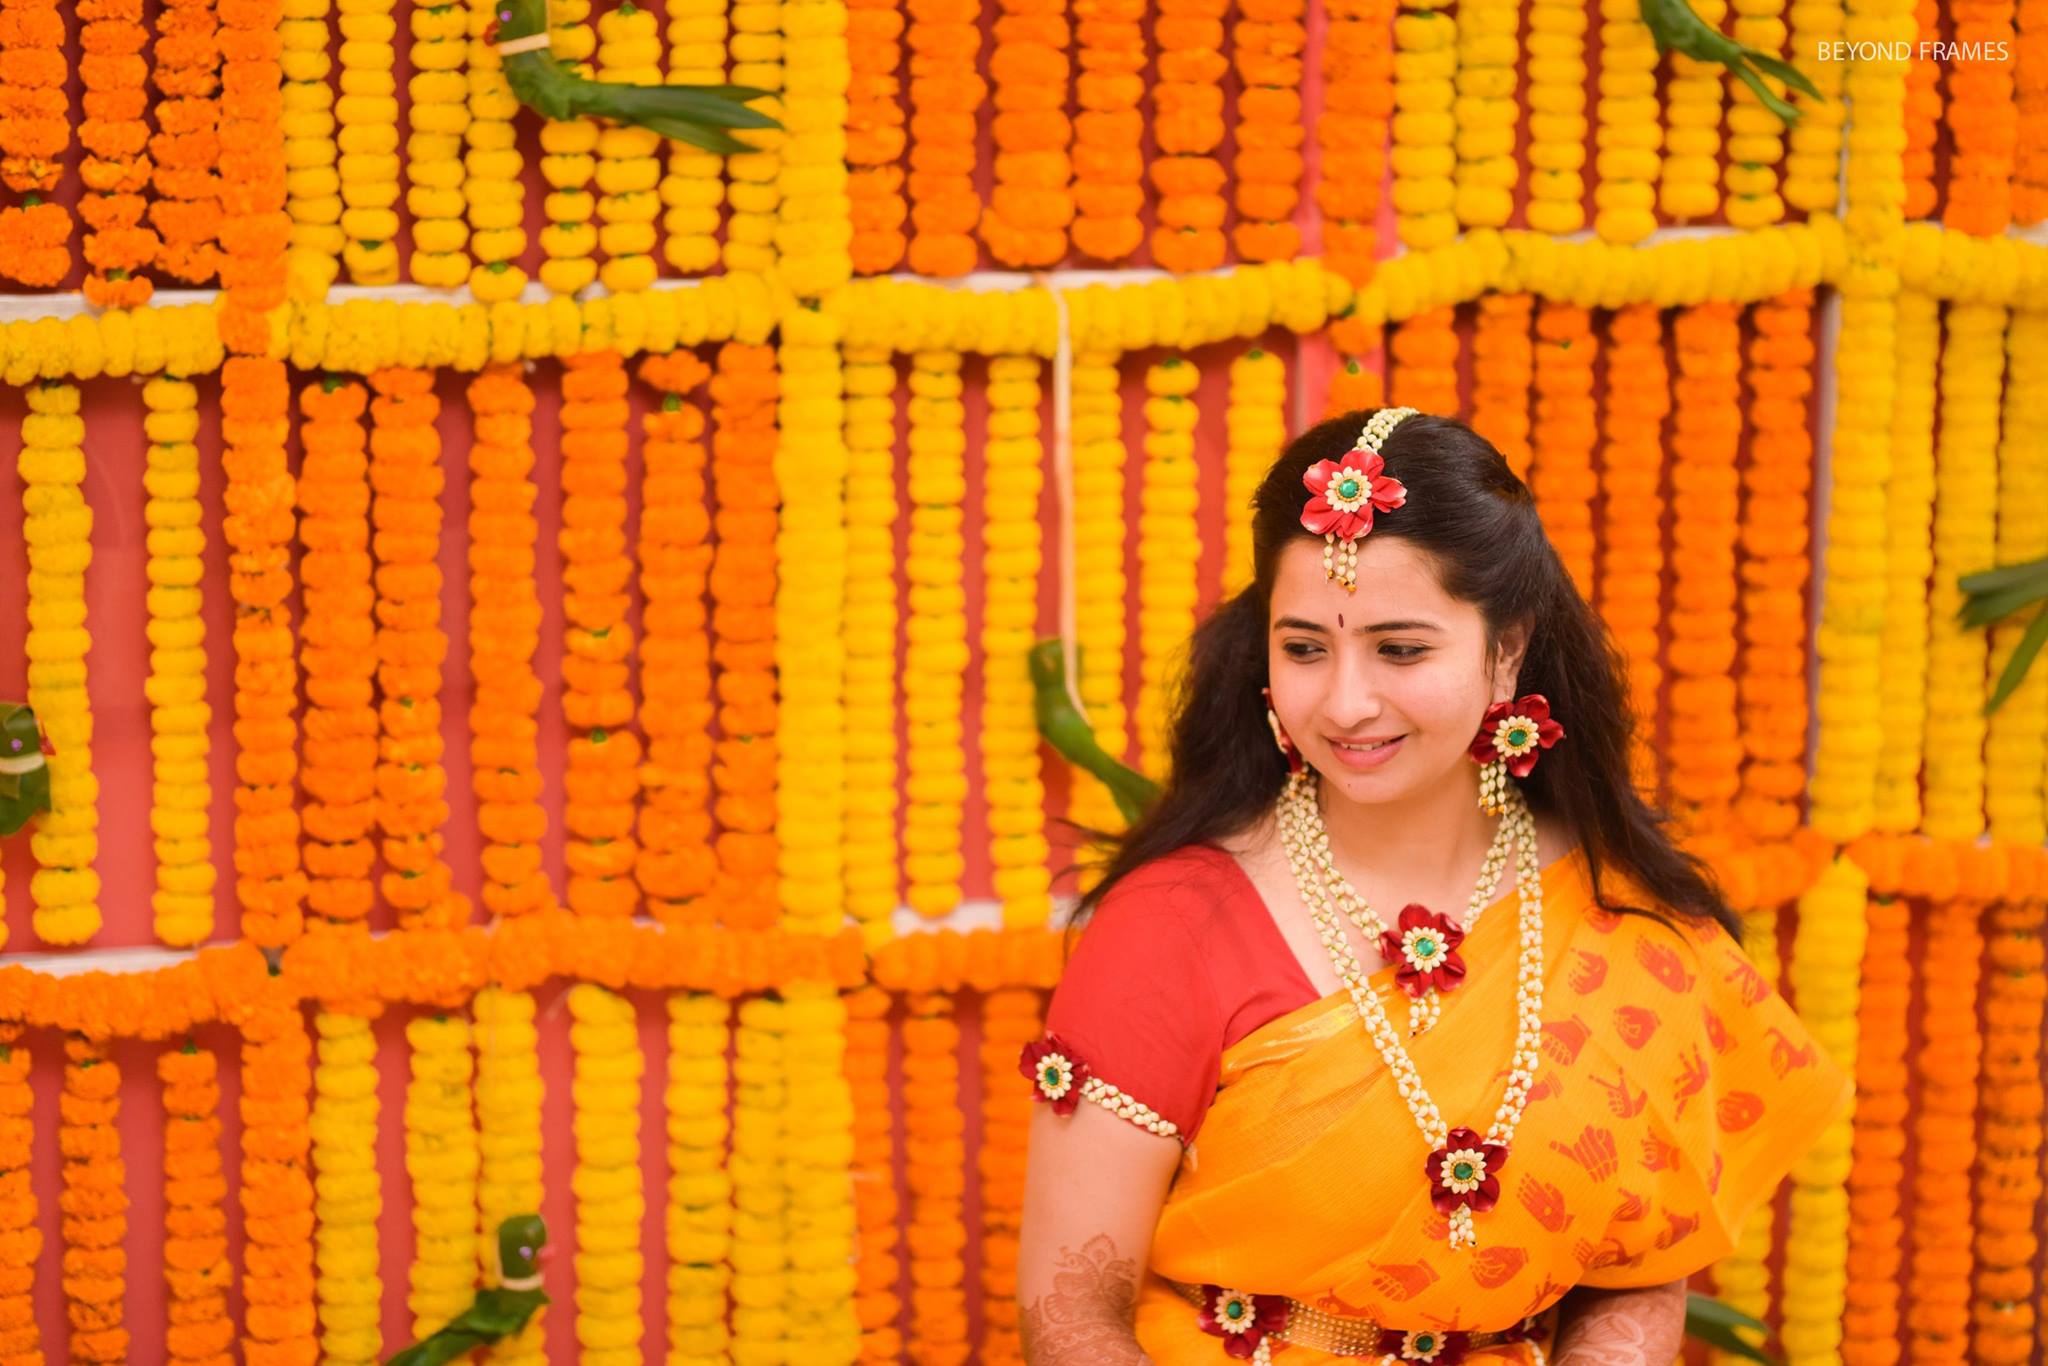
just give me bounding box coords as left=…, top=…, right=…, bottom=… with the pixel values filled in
left=0, top=0, right=73, bottom=287
left=78, top=0, right=158, bottom=308
left=161, top=1043, right=233, bottom=1366
left=475, top=988, right=545, bottom=1365
left=61, top=1039, right=126, bottom=1365
left=310, top=1011, right=380, bottom=1366
left=663, top=993, right=730, bottom=1359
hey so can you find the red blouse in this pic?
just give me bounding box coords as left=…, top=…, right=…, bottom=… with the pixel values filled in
left=1040, top=843, right=1321, bottom=1145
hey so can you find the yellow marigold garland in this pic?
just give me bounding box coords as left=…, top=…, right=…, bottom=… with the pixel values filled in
left=1668, top=302, right=1743, bottom=822
left=662, top=0, right=731, bottom=275
left=0, top=1027, right=36, bottom=1366
left=1530, top=301, right=1596, bottom=597
left=844, top=986, right=900, bottom=1361
left=1906, top=881, right=1984, bottom=1361
left=635, top=352, right=719, bottom=922
left=778, top=0, right=852, bottom=295
left=1724, top=0, right=1790, bottom=229
left=1707, top=906, right=1781, bottom=1364
left=1137, top=358, right=1200, bottom=778
left=1592, top=0, right=1661, bottom=244
left=406, top=1013, right=480, bottom=1340
left=983, top=356, right=1053, bottom=929
left=299, top=377, right=379, bottom=934
left=539, top=0, right=600, bottom=294
left=782, top=983, right=859, bottom=1356
left=710, top=342, right=782, bottom=929
left=406, top=0, right=471, bottom=288
left=154, top=0, right=226, bottom=285
left=595, top=2, right=664, bottom=293
left=980, top=988, right=1041, bottom=1361
left=466, top=365, right=556, bottom=920
left=335, top=0, right=401, bottom=283
left=1841, top=868, right=1907, bottom=1366
left=1875, top=290, right=1933, bottom=835
left=1469, top=293, right=1533, bottom=482
left=368, top=367, right=471, bottom=931
left=1390, top=6, right=1456, bottom=250
left=1067, top=348, right=1131, bottom=841
left=311, top=1012, right=381, bottom=1366
left=1735, top=290, right=1814, bottom=842
left=1923, top=302, right=2003, bottom=840
left=1661, top=0, right=1725, bottom=220
left=160, top=1043, right=232, bottom=1366
left=1595, top=303, right=1667, bottom=794
left=983, top=0, right=1072, bottom=268
left=1070, top=0, right=1144, bottom=263
left=464, top=0, right=529, bottom=301
left=905, top=349, right=969, bottom=917
left=569, top=984, right=643, bottom=1365
left=475, top=987, right=545, bottom=1365
left=1447, top=0, right=1513, bottom=232
left=1231, top=0, right=1306, bottom=261
left=904, top=992, right=968, bottom=1362
left=21, top=381, right=98, bottom=947
left=843, top=346, right=902, bottom=942
left=1902, top=1, right=1940, bottom=220
left=1780, top=857, right=1865, bottom=1362
left=1387, top=305, right=1458, bottom=417
left=61, top=1038, right=125, bottom=1364
left=143, top=375, right=215, bottom=947
left=1985, top=307, right=2048, bottom=845
left=776, top=311, right=850, bottom=933
left=1524, top=0, right=1587, bottom=235
left=1972, top=889, right=2044, bottom=1363
left=724, top=0, right=785, bottom=275
left=664, top=993, right=732, bottom=1360
left=1224, top=348, right=1286, bottom=595
left=559, top=352, right=644, bottom=920
left=732, top=993, right=788, bottom=1357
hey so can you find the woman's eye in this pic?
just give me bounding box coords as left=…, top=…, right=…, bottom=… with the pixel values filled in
left=1381, top=643, right=1427, bottom=660
left=1282, top=642, right=1322, bottom=660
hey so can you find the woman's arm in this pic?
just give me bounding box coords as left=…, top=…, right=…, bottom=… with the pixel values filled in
left=1549, top=1277, right=1689, bottom=1365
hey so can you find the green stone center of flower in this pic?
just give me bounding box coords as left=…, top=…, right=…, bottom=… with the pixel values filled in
left=1337, top=477, right=1361, bottom=499
left=1415, top=1334, right=1436, bottom=1352
left=1225, top=1300, right=1245, bottom=1320
left=1041, top=1066, right=1060, bottom=1085
left=1507, top=726, right=1530, bottom=746
left=1415, top=937, right=1437, bottom=958
left=1451, top=1161, right=1475, bottom=1181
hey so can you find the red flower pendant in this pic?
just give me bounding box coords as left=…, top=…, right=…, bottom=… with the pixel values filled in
left=1196, top=1285, right=1287, bottom=1359
left=1017, top=1034, right=1089, bottom=1116
left=1467, top=694, right=1564, bottom=778
left=1373, top=1326, right=1471, bottom=1364
left=1377, top=903, right=1467, bottom=1000
left=1300, top=445, right=1407, bottom=543
left=1426, top=1126, right=1507, bottom=1215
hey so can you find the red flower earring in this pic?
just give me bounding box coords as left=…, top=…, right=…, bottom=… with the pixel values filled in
left=1260, top=687, right=1304, bottom=775
left=1468, top=693, right=1565, bottom=815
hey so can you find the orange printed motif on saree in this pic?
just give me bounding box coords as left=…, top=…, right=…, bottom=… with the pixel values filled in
left=1024, top=845, right=1852, bottom=1363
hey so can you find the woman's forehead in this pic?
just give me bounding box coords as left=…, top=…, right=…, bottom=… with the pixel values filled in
left=1272, top=537, right=1460, bottom=617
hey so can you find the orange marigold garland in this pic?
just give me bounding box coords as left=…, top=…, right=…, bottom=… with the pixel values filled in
left=466, top=365, right=556, bottom=920
left=1972, top=887, right=2044, bottom=1363
left=2018, top=0, right=2048, bottom=222
left=0, top=0, right=74, bottom=288
left=843, top=987, right=900, bottom=1361
left=559, top=352, right=643, bottom=920
left=983, top=0, right=1073, bottom=266
left=153, top=0, right=223, bottom=283
left=1945, top=0, right=2018, bottom=235
left=299, top=377, right=380, bottom=933
left=904, top=0, right=983, bottom=276
left=636, top=351, right=719, bottom=922
left=1667, top=302, right=1744, bottom=825
left=979, top=989, right=1042, bottom=1360
left=160, top=1044, right=233, bottom=1366
left=1841, top=872, right=1908, bottom=1366
left=1321, top=355, right=1385, bottom=418
left=1069, top=0, right=1143, bottom=262
left=1387, top=306, right=1459, bottom=419
left=0, top=1027, right=37, bottom=1366
left=61, top=1039, right=126, bottom=1364
left=1901, top=0, right=1941, bottom=220
left=1530, top=302, right=1597, bottom=597
left=1148, top=0, right=1229, bottom=272
left=1597, top=304, right=1669, bottom=795
left=1317, top=0, right=1392, bottom=288
left=78, top=0, right=158, bottom=308
left=240, top=998, right=317, bottom=1366
left=846, top=0, right=908, bottom=272
left=1906, top=871, right=1984, bottom=1362
left=1470, top=294, right=1533, bottom=482
left=904, top=994, right=968, bottom=1362
left=368, top=367, right=471, bottom=932
left=1735, top=291, right=1815, bottom=842
left=709, top=343, right=781, bottom=929
left=1232, top=0, right=1306, bottom=261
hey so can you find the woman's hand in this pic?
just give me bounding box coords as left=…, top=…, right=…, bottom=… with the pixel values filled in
left=1549, top=1277, right=1689, bottom=1365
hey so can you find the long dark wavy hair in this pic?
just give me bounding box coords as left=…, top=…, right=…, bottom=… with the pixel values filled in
left=1057, top=408, right=1742, bottom=949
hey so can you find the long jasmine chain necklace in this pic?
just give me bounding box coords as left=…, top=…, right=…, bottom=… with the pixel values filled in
left=1277, top=779, right=1515, bottom=1035
left=1275, top=770, right=1546, bottom=1252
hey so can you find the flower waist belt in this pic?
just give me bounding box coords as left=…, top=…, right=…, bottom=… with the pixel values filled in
left=1166, top=1277, right=1554, bottom=1363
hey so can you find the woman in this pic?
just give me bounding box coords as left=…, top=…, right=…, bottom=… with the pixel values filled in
left=1014, top=409, right=1852, bottom=1365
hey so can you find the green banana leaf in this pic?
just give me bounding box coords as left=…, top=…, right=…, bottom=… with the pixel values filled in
left=1957, top=554, right=2048, bottom=715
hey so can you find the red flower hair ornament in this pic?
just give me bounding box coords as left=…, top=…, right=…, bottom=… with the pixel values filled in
left=1300, top=407, right=1417, bottom=592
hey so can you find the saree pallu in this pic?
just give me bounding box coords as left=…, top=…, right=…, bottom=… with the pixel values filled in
left=1133, top=851, right=1853, bottom=1363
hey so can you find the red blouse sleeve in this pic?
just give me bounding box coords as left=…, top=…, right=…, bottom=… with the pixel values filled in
left=1021, top=873, right=1225, bottom=1145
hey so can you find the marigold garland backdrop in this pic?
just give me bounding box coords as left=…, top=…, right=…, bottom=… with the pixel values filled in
left=0, top=0, right=2044, bottom=1362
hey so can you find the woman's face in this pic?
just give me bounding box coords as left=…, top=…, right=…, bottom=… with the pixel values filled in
left=1266, top=535, right=1524, bottom=805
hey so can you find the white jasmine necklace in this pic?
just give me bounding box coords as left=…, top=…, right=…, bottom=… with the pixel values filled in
left=1275, top=770, right=1546, bottom=1252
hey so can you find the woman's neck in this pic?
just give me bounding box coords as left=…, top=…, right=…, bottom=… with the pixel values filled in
left=1315, top=765, right=1509, bottom=892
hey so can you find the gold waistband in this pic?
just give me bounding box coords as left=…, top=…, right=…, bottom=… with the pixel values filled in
left=1166, top=1277, right=1553, bottom=1357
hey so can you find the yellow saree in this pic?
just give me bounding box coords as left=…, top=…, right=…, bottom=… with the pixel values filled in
left=1130, top=848, right=1854, bottom=1363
